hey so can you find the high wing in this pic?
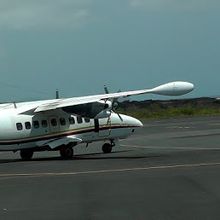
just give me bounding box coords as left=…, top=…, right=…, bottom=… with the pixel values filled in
left=34, top=81, right=194, bottom=113
left=18, top=81, right=194, bottom=114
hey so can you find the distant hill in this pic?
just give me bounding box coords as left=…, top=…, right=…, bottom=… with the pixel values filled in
left=118, top=98, right=220, bottom=119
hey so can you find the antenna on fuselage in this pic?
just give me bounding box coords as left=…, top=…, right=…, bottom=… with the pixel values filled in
left=104, top=85, right=109, bottom=94
left=13, top=102, right=17, bottom=109
left=56, top=89, right=60, bottom=99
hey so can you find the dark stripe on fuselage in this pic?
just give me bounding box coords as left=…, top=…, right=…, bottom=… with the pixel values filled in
left=0, top=125, right=137, bottom=145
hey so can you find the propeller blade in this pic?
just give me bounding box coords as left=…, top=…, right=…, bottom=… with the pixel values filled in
left=117, top=113, right=123, bottom=121
left=112, top=110, right=123, bottom=122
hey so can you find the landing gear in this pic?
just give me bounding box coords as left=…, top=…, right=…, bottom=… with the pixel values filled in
left=59, top=145, right=74, bottom=159
left=20, top=149, right=34, bottom=160
left=102, top=143, right=113, bottom=154
left=102, top=139, right=118, bottom=154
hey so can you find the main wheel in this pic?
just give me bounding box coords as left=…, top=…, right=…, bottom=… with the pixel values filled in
left=102, top=143, right=112, bottom=154
left=20, top=149, right=34, bottom=160
left=60, top=147, right=74, bottom=159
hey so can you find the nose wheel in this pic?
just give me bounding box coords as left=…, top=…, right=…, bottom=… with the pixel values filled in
left=102, top=143, right=113, bottom=154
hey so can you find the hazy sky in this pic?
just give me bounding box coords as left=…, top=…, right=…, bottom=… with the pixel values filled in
left=0, top=0, right=219, bottom=102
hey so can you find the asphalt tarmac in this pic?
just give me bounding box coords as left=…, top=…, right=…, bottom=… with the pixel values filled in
left=1, top=116, right=220, bottom=220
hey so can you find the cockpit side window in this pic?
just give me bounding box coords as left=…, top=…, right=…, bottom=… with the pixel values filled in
left=33, top=120, right=40, bottom=129
left=41, top=120, right=48, bottom=128
left=60, top=118, right=66, bottom=126
left=16, top=123, right=23, bottom=131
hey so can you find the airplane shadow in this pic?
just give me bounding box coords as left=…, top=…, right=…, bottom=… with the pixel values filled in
left=0, top=150, right=161, bottom=164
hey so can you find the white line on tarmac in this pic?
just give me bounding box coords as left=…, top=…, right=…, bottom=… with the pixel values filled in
left=121, top=144, right=220, bottom=151
left=166, top=126, right=191, bottom=129
left=1, top=162, right=220, bottom=179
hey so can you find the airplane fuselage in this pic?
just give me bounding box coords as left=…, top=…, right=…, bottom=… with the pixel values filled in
left=0, top=102, right=142, bottom=151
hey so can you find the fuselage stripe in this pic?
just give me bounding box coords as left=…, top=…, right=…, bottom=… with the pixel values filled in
left=0, top=124, right=138, bottom=145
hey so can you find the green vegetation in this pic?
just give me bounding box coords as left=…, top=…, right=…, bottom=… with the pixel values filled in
left=117, top=101, right=220, bottom=120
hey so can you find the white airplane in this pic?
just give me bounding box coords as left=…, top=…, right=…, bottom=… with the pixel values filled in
left=0, top=81, right=194, bottom=160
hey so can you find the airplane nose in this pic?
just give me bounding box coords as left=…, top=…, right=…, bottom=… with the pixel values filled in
left=117, top=114, right=143, bottom=128
left=135, top=118, right=143, bottom=127
left=131, top=117, right=143, bottom=127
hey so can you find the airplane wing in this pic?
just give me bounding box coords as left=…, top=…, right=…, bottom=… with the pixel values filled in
left=33, top=81, right=194, bottom=113
left=36, top=136, right=82, bottom=149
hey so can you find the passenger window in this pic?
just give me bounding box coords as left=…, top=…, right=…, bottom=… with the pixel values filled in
left=84, top=118, right=90, bottom=123
left=16, top=123, right=23, bottom=131
left=51, top=118, right=57, bottom=127
left=25, top=122, right=31, bottom=130
left=77, top=116, right=83, bottom=124
left=69, top=117, right=75, bottom=125
left=60, top=118, right=66, bottom=126
left=33, top=121, right=39, bottom=129
left=42, top=120, right=48, bottom=128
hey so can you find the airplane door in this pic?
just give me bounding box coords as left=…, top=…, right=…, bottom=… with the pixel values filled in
left=94, top=118, right=111, bottom=137
left=49, top=117, right=60, bottom=133
left=94, top=119, right=99, bottom=133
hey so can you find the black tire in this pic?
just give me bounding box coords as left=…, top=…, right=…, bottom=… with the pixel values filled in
left=102, top=143, right=112, bottom=154
left=20, top=149, right=34, bottom=161
left=60, top=147, right=74, bottom=159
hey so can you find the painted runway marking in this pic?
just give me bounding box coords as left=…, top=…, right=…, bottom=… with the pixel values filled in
left=210, top=123, right=220, bottom=126
left=1, top=162, right=220, bottom=179
left=167, top=126, right=191, bottom=129
left=121, top=144, right=220, bottom=151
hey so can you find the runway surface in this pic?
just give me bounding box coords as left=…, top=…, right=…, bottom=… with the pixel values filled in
left=1, top=116, right=220, bottom=219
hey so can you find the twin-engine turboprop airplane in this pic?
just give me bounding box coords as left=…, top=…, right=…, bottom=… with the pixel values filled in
left=0, top=81, right=194, bottom=160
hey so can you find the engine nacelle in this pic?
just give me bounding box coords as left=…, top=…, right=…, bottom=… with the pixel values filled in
left=62, top=100, right=113, bottom=119
left=94, top=110, right=111, bottom=119
left=97, top=100, right=112, bottom=110
left=94, top=100, right=112, bottom=119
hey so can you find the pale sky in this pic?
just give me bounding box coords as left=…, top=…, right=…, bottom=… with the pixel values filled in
left=0, top=0, right=219, bottom=102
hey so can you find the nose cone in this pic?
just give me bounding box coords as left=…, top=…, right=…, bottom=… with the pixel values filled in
left=120, top=114, right=143, bottom=127
left=132, top=117, right=143, bottom=127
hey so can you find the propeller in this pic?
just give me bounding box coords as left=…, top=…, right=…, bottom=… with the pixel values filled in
left=104, top=85, right=123, bottom=122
